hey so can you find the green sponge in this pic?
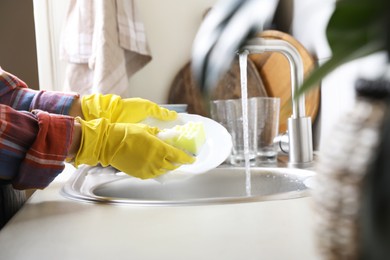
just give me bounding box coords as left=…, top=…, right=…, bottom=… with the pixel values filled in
left=158, top=122, right=206, bottom=155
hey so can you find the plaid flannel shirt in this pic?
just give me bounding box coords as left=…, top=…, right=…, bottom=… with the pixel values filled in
left=0, top=68, right=79, bottom=189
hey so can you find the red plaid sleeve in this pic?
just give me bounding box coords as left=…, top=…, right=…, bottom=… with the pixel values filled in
left=0, top=67, right=79, bottom=115
left=0, top=68, right=79, bottom=189
left=12, top=110, right=75, bottom=189
left=0, top=105, right=38, bottom=181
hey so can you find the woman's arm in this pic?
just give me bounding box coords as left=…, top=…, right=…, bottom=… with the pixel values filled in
left=0, top=68, right=80, bottom=115
left=68, top=119, right=82, bottom=160
left=0, top=69, right=84, bottom=189
left=0, top=105, right=76, bottom=189
left=68, top=96, right=84, bottom=119
left=13, top=110, right=76, bottom=190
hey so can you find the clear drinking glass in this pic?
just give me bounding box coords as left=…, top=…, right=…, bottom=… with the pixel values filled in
left=210, top=98, right=257, bottom=166
left=252, top=97, right=280, bottom=164
left=210, top=97, right=280, bottom=166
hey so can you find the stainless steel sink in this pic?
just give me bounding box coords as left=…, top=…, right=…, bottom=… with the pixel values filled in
left=61, top=160, right=316, bottom=205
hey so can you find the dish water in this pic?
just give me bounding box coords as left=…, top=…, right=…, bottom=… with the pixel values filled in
left=239, top=51, right=251, bottom=196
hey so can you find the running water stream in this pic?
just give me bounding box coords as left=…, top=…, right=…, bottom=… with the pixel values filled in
left=239, top=51, right=251, bottom=196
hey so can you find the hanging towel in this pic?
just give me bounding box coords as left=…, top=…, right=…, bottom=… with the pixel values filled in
left=60, top=0, right=152, bottom=97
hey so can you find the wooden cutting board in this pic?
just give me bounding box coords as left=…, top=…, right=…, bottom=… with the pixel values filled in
left=168, top=58, right=268, bottom=117
left=249, top=30, right=320, bottom=133
left=211, top=57, right=268, bottom=100
left=168, top=62, right=208, bottom=116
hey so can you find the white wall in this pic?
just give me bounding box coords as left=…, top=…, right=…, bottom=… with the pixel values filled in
left=130, top=0, right=217, bottom=103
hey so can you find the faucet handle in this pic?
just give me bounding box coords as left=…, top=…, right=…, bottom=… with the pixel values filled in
left=274, top=132, right=289, bottom=154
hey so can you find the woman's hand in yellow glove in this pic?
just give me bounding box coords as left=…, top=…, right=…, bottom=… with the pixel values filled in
left=81, top=93, right=177, bottom=123
left=74, top=117, right=195, bottom=179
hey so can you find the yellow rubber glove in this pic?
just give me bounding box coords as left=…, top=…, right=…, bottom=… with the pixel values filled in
left=81, top=94, right=177, bottom=123
left=74, top=117, right=195, bottom=179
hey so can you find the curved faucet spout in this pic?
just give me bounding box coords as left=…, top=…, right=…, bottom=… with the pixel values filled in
left=242, top=38, right=305, bottom=119
left=241, top=37, right=313, bottom=165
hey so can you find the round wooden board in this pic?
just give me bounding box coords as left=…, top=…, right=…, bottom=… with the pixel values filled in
left=249, top=30, right=320, bottom=133
left=168, top=62, right=208, bottom=116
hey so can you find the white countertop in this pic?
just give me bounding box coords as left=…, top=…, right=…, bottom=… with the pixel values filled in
left=0, top=164, right=321, bottom=260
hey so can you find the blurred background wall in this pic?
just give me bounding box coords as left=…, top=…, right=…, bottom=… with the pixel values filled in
left=0, top=0, right=39, bottom=90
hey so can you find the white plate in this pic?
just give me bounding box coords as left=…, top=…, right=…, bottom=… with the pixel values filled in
left=141, top=113, right=232, bottom=182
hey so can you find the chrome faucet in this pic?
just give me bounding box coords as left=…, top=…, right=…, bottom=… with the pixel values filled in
left=240, top=38, right=313, bottom=165
left=191, top=0, right=313, bottom=166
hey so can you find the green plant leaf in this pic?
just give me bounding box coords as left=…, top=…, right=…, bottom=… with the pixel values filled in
left=298, top=0, right=388, bottom=96
left=299, top=39, right=384, bottom=96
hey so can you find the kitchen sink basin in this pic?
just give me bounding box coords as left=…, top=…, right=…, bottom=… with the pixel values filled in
left=61, top=162, right=316, bottom=205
